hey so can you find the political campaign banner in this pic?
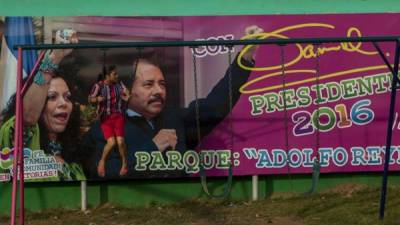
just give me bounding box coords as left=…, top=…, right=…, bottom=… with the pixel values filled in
left=1, top=14, right=399, bottom=181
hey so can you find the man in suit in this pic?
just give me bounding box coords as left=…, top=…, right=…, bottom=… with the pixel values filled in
left=82, top=26, right=262, bottom=179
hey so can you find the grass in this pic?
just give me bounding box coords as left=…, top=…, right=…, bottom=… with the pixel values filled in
left=1, top=183, right=400, bottom=225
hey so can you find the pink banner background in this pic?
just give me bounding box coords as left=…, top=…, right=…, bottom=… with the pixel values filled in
left=183, top=14, right=400, bottom=176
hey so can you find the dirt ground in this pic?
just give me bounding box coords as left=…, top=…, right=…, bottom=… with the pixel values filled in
left=1, top=183, right=400, bottom=225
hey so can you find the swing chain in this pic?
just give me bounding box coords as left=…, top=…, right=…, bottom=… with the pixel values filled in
left=279, top=44, right=294, bottom=190
left=100, top=48, right=108, bottom=75
left=191, top=47, right=203, bottom=152
left=132, top=47, right=143, bottom=80
left=227, top=45, right=234, bottom=153
left=279, top=45, right=290, bottom=164
left=314, top=43, right=321, bottom=164
left=304, top=44, right=323, bottom=196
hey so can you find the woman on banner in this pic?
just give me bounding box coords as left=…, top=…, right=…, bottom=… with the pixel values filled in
left=88, top=65, right=130, bottom=177
left=0, top=29, right=86, bottom=181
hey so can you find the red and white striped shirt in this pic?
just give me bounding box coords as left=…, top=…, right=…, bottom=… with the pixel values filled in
left=89, top=81, right=128, bottom=119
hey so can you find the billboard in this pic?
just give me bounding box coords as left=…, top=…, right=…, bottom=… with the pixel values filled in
left=0, top=14, right=399, bottom=182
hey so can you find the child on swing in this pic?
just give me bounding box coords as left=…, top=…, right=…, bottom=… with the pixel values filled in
left=89, top=65, right=129, bottom=177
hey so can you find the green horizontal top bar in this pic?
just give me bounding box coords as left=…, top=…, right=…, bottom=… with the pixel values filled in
left=2, top=0, right=400, bottom=16
left=15, top=36, right=400, bottom=50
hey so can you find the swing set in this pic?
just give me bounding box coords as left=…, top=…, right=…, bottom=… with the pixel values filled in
left=7, top=36, right=400, bottom=225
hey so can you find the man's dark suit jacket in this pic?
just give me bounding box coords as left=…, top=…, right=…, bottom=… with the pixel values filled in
left=81, top=57, right=254, bottom=179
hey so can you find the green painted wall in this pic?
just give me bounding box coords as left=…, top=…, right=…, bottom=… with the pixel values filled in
left=1, top=173, right=400, bottom=214
left=1, top=0, right=400, bottom=215
left=1, top=0, right=400, bottom=16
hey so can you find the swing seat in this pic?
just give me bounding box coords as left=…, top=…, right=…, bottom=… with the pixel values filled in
left=304, top=159, right=321, bottom=196
left=199, top=162, right=233, bottom=199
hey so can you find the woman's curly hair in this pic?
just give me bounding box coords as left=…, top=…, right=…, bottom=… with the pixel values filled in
left=0, top=70, right=83, bottom=164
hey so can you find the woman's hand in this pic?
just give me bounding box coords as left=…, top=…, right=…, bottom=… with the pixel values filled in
left=97, top=96, right=104, bottom=103
left=50, top=29, right=79, bottom=64
left=54, top=155, right=65, bottom=164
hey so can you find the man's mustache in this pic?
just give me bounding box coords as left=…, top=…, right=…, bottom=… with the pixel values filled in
left=148, top=95, right=165, bottom=105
